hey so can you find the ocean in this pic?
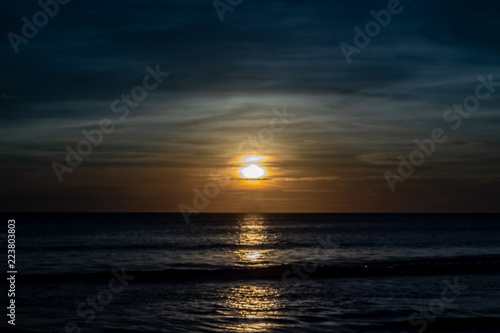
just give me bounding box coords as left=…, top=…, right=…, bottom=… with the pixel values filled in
left=2, top=213, right=500, bottom=332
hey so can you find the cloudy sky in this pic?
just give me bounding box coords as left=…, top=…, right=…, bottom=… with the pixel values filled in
left=1, top=0, right=500, bottom=212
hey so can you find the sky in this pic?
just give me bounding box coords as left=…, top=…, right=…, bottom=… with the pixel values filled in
left=1, top=0, right=500, bottom=212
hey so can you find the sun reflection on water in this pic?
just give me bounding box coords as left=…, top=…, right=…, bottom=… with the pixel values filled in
left=218, top=215, right=284, bottom=331
left=220, top=284, right=282, bottom=332
left=234, top=214, right=275, bottom=267
left=245, top=251, right=262, bottom=261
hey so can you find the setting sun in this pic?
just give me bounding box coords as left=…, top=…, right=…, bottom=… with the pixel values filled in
left=239, top=164, right=266, bottom=179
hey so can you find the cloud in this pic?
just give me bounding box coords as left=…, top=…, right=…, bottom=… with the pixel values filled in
left=272, top=176, right=339, bottom=182
left=357, top=152, right=400, bottom=166
left=2, top=0, right=500, bottom=211
left=282, top=189, right=336, bottom=192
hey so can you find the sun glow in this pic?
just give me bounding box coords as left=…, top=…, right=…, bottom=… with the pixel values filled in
left=242, top=155, right=264, bottom=163
left=239, top=163, right=266, bottom=179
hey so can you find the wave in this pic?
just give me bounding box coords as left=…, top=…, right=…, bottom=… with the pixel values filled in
left=24, top=241, right=314, bottom=252
left=9, top=254, right=500, bottom=283
left=359, top=316, right=500, bottom=333
left=6, top=317, right=500, bottom=333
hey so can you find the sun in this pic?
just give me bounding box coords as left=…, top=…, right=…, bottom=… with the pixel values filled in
left=234, top=155, right=269, bottom=180
left=239, top=163, right=266, bottom=179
